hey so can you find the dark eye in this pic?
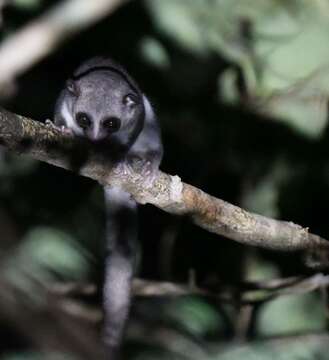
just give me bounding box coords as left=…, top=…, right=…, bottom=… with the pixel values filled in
left=103, top=117, right=121, bottom=132
left=76, top=112, right=91, bottom=129
left=123, top=93, right=139, bottom=107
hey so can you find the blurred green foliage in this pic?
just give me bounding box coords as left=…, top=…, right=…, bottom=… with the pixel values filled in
left=215, top=338, right=328, bottom=360
left=1, top=353, right=76, bottom=360
left=166, top=297, right=222, bottom=336
left=146, top=0, right=329, bottom=137
left=12, top=0, right=42, bottom=11
left=4, top=227, right=90, bottom=287
left=257, top=292, right=326, bottom=336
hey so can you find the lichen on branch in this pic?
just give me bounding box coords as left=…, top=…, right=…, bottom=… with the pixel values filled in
left=0, top=107, right=328, bottom=257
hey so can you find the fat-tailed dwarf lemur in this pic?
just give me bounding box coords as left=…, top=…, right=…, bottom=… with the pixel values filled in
left=53, top=57, right=163, bottom=357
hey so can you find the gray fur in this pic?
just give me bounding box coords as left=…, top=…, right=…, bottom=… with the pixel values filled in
left=54, top=57, right=163, bottom=356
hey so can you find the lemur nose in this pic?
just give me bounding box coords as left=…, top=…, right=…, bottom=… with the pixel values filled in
left=102, top=117, right=121, bottom=133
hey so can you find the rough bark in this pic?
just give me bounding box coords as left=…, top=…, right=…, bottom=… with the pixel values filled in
left=0, top=107, right=328, bottom=253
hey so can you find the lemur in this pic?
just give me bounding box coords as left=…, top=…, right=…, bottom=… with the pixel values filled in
left=53, top=57, right=163, bottom=357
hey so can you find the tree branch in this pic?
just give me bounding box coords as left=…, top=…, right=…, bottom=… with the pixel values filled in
left=49, top=274, right=329, bottom=306
left=0, top=107, right=328, bottom=253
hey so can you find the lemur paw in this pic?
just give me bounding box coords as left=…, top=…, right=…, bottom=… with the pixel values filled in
left=45, top=119, right=55, bottom=127
left=114, top=157, right=159, bottom=188
left=140, top=160, right=159, bottom=187
left=128, top=157, right=159, bottom=187
left=45, top=119, right=73, bottom=136
left=113, top=161, right=131, bottom=178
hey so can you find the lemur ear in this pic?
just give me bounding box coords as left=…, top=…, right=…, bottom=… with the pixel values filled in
left=66, top=79, right=79, bottom=95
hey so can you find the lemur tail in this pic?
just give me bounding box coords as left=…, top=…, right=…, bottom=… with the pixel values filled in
left=103, top=186, right=138, bottom=358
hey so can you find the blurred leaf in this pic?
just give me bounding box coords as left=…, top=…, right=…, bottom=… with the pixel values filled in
left=0, top=153, right=37, bottom=178
left=145, top=0, right=209, bottom=55
left=144, top=0, right=322, bottom=86
left=140, top=37, right=170, bottom=69
left=243, top=175, right=279, bottom=218
left=21, top=227, right=90, bottom=278
left=1, top=352, right=76, bottom=360
left=12, top=0, right=42, bottom=10
left=258, top=66, right=329, bottom=137
left=258, top=23, right=329, bottom=93
left=257, top=292, right=326, bottom=336
left=244, top=253, right=280, bottom=282
left=218, top=68, right=240, bottom=104
left=242, top=160, right=291, bottom=217
left=145, top=0, right=329, bottom=136
left=3, top=227, right=90, bottom=295
left=214, top=336, right=328, bottom=360
left=166, top=297, right=222, bottom=336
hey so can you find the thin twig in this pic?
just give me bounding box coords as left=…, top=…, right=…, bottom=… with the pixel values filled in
left=49, top=274, right=329, bottom=306
left=0, top=0, right=128, bottom=89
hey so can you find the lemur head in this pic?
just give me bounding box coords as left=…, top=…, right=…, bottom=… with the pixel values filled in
left=63, top=64, right=145, bottom=150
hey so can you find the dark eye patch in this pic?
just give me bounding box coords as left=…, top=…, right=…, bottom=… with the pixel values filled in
left=102, top=117, right=121, bottom=132
left=76, top=112, right=91, bottom=129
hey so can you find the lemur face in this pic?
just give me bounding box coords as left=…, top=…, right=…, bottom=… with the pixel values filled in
left=63, top=70, right=144, bottom=147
